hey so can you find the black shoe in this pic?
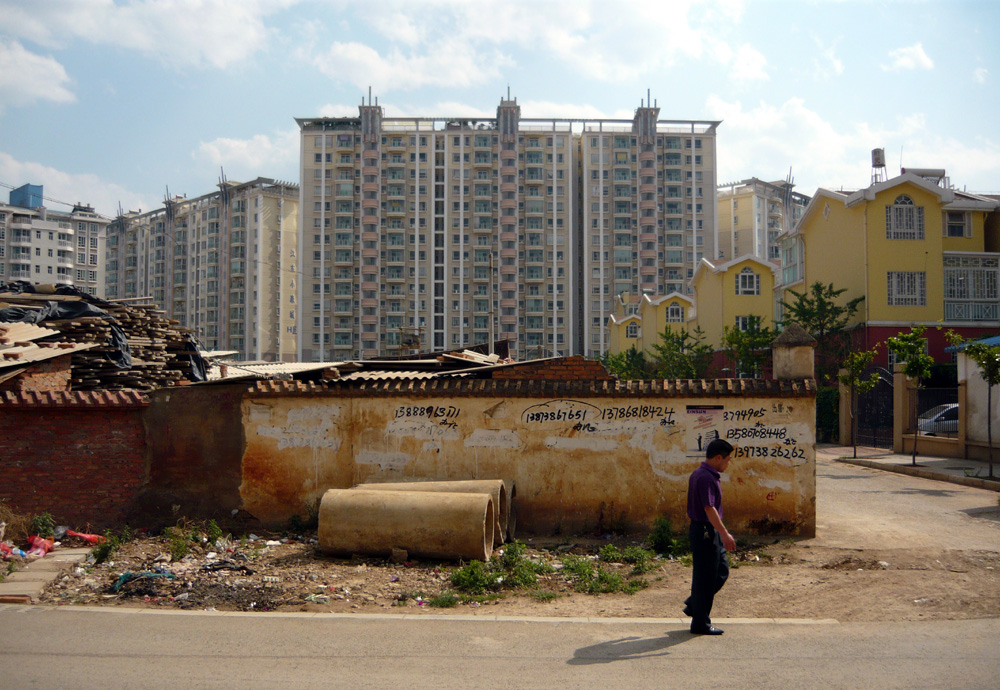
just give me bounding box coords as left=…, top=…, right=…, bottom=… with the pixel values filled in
left=690, top=625, right=724, bottom=635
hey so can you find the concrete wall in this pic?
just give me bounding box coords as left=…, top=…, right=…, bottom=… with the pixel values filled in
left=127, top=383, right=249, bottom=528
left=241, top=380, right=816, bottom=536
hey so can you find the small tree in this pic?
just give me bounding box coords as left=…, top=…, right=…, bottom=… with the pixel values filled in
left=781, top=282, right=864, bottom=384
left=945, top=331, right=1000, bottom=479
left=886, top=327, right=934, bottom=466
left=602, top=345, right=648, bottom=380
left=649, top=326, right=715, bottom=379
left=838, top=345, right=881, bottom=459
left=722, top=316, right=775, bottom=378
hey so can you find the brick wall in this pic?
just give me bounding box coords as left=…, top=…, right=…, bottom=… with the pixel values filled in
left=0, top=393, right=149, bottom=529
left=0, top=355, right=72, bottom=393
left=492, top=356, right=615, bottom=381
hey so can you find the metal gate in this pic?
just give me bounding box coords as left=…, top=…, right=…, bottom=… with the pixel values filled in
left=854, top=366, right=894, bottom=449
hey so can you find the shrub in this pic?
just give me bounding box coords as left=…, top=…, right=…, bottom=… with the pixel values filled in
left=30, top=512, right=55, bottom=539
left=647, top=517, right=689, bottom=557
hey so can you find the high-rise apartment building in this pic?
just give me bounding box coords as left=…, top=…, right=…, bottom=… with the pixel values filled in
left=0, top=184, right=107, bottom=295
left=716, top=178, right=809, bottom=263
left=297, top=94, right=719, bottom=361
left=105, top=177, right=299, bottom=360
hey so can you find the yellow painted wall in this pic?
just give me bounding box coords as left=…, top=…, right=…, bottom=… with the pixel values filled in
left=693, top=258, right=777, bottom=349
left=240, top=391, right=817, bottom=536
left=608, top=317, right=639, bottom=354
left=792, top=193, right=868, bottom=325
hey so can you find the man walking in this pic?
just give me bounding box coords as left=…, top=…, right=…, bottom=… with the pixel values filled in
left=684, top=438, right=736, bottom=635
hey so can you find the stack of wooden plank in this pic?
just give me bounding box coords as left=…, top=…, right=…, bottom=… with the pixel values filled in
left=0, top=291, right=202, bottom=391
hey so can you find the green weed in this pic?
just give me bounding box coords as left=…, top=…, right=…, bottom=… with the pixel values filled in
left=30, top=512, right=55, bottom=538
left=529, top=590, right=559, bottom=603
left=428, top=591, right=460, bottom=608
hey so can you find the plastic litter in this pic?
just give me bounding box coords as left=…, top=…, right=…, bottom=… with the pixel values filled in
left=26, top=536, right=55, bottom=557
left=111, top=570, right=176, bottom=593
left=66, top=530, right=105, bottom=544
left=304, top=594, right=330, bottom=604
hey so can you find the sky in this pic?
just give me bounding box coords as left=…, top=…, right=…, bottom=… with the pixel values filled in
left=0, top=0, right=997, bottom=218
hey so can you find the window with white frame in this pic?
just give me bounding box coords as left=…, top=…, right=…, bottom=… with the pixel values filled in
left=626, top=322, right=640, bottom=338
left=887, top=271, right=926, bottom=306
left=885, top=195, right=924, bottom=240
left=944, top=211, right=971, bottom=238
left=666, top=304, right=684, bottom=322
left=735, top=315, right=755, bottom=331
left=735, top=267, right=760, bottom=295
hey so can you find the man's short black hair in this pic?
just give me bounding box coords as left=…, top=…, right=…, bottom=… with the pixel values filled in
left=706, top=438, right=734, bottom=460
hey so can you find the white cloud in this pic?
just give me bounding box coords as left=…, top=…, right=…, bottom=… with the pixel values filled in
left=301, top=0, right=762, bottom=91
left=0, top=151, right=153, bottom=217
left=705, top=95, right=1000, bottom=194
left=0, top=39, right=75, bottom=110
left=973, top=67, right=988, bottom=84
left=0, top=0, right=292, bottom=69
left=881, top=43, right=934, bottom=72
left=811, top=36, right=843, bottom=80
left=194, top=128, right=299, bottom=182
left=309, top=39, right=513, bottom=92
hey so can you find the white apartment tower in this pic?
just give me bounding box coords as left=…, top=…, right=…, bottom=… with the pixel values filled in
left=297, top=94, right=719, bottom=361
left=105, top=177, right=299, bottom=360
left=0, top=184, right=107, bottom=295
left=716, top=178, right=810, bottom=263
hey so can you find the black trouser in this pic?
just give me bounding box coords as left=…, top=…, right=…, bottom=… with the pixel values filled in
left=687, top=520, right=729, bottom=630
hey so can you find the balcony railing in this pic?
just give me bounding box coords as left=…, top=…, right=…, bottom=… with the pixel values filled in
left=944, top=301, right=999, bottom=322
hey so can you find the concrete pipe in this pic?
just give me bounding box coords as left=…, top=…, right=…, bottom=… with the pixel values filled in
left=318, top=489, right=494, bottom=562
left=354, top=479, right=509, bottom=546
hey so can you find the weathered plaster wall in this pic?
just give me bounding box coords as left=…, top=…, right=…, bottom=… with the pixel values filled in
left=241, top=386, right=816, bottom=536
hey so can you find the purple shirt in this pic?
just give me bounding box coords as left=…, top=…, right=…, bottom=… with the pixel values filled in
left=687, top=462, right=722, bottom=523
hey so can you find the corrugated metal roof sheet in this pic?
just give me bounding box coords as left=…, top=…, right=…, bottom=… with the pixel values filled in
left=206, top=361, right=349, bottom=381
left=0, top=322, right=60, bottom=344
left=0, top=339, right=97, bottom=371
left=336, top=369, right=471, bottom=382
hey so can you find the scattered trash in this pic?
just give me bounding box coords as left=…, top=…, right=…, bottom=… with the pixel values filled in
left=262, top=575, right=281, bottom=583
left=66, top=530, right=105, bottom=544
left=304, top=593, right=330, bottom=604
left=111, top=570, right=176, bottom=593
left=201, top=560, right=256, bottom=575
left=26, top=535, right=55, bottom=557
left=264, top=540, right=281, bottom=547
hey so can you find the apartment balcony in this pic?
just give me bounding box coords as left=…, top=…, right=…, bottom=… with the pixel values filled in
left=333, top=305, right=353, bottom=315
left=640, top=266, right=658, bottom=276
left=386, top=207, right=406, bottom=217
left=499, top=315, right=518, bottom=325
left=362, top=182, right=379, bottom=193
left=362, top=214, right=379, bottom=226
left=638, top=151, right=655, bottom=163
left=639, top=183, right=657, bottom=195
left=638, top=216, right=657, bottom=228
left=57, top=256, right=73, bottom=268
left=500, top=232, right=518, bottom=243
left=361, top=198, right=378, bottom=210
left=639, top=249, right=657, bottom=260
left=360, top=315, right=378, bottom=325
left=500, top=182, right=517, bottom=194
left=639, top=200, right=657, bottom=211
left=499, top=214, right=517, bottom=226
left=55, top=275, right=73, bottom=286
left=499, top=248, right=517, bottom=259
left=500, top=198, right=517, bottom=211
left=944, top=300, right=1000, bottom=322
left=57, top=239, right=72, bottom=248
left=361, top=280, right=379, bottom=291
left=500, top=282, right=518, bottom=292
left=500, top=166, right=517, bottom=177
left=499, top=150, right=516, bottom=162
left=362, top=166, right=379, bottom=177
left=10, top=221, right=33, bottom=231
left=9, top=268, right=32, bottom=279
left=385, top=272, right=405, bottom=283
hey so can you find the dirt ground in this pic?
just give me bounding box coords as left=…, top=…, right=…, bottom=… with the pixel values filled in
left=35, top=529, right=1000, bottom=623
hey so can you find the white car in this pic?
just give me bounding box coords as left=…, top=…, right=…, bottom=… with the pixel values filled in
left=917, top=403, right=959, bottom=436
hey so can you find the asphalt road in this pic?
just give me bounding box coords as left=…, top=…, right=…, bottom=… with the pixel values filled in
left=1, top=605, right=998, bottom=689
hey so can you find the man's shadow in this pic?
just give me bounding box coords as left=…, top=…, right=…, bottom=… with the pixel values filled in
left=567, top=630, right=692, bottom=665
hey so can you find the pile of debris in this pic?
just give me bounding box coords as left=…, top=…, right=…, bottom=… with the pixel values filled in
left=0, top=282, right=205, bottom=390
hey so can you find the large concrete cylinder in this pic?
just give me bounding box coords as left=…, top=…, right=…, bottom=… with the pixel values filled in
left=354, top=479, right=509, bottom=546
left=318, top=489, right=494, bottom=562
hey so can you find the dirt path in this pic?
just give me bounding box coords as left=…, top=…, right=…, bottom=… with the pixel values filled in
left=37, top=453, right=1000, bottom=622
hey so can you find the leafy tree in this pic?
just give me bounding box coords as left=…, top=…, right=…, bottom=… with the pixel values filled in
left=886, top=326, right=934, bottom=466
left=838, top=345, right=881, bottom=459
left=648, top=326, right=714, bottom=379
left=781, top=282, right=864, bottom=383
left=945, top=331, right=1000, bottom=479
left=722, top=316, right=775, bottom=378
left=602, top=345, right=648, bottom=380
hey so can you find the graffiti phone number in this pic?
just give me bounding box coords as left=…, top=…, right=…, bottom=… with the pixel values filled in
left=600, top=405, right=675, bottom=422
left=393, top=405, right=459, bottom=420
left=733, top=445, right=805, bottom=460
